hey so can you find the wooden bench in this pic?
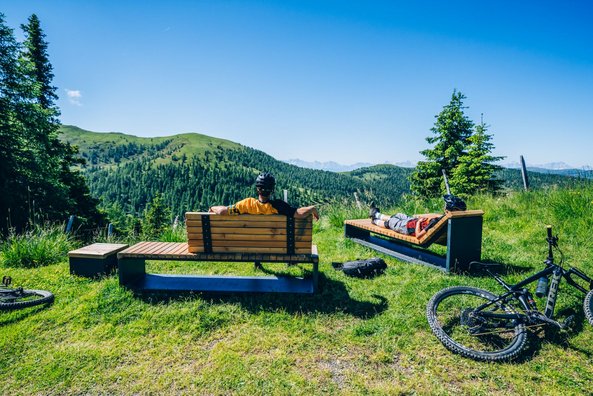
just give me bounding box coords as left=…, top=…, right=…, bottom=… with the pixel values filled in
left=68, top=243, right=129, bottom=278
left=344, top=210, right=484, bottom=273
left=118, top=212, right=319, bottom=293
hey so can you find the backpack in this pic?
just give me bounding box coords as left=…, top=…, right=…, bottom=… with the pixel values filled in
left=332, top=258, right=387, bottom=278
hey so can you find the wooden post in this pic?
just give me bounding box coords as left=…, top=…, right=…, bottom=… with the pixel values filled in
left=65, top=215, right=76, bottom=233
left=353, top=192, right=361, bottom=209
left=520, top=155, right=529, bottom=190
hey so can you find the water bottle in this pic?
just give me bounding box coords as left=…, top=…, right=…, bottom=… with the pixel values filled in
left=535, top=276, right=548, bottom=298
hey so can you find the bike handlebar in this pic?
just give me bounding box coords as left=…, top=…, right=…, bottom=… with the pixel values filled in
left=546, top=225, right=553, bottom=240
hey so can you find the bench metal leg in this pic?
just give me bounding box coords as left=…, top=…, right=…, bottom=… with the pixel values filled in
left=345, top=223, right=371, bottom=240
left=118, top=258, right=146, bottom=287
left=446, top=217, right=483, bottom=272
left=312, top=260, right=319, bottom=292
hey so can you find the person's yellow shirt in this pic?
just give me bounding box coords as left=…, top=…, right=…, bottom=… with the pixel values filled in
left=228, top=197, right=279, bottom=215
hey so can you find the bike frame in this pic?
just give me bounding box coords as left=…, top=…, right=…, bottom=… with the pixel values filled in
left=473, top=227, right=593, bottom=324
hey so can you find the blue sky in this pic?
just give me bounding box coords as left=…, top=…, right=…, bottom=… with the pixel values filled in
left=4, top=1, right=593, bottom=167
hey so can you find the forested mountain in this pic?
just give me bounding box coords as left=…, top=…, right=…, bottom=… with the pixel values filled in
left=60, top=126, right=413, bottom=218
left=59, top=126, right=590, bottom=221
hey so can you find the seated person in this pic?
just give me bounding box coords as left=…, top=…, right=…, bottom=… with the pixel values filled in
left=209, top=172, right=319, bottom=220
left=369, top=204, right=442, bottom=238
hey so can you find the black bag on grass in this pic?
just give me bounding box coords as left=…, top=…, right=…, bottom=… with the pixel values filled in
left=333, top=258, right=387, bottom=278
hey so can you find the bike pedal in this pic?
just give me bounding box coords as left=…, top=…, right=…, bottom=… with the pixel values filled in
left=561, top=315, right=575, bottom=330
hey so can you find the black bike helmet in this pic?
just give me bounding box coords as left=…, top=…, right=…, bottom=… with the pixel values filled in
left=255, top=172, right=276, bottom=192
left=444, top=194, right=467, bottom=211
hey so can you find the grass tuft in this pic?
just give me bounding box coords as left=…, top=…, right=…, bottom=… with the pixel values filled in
left=1, top=224, right=77, bottom=268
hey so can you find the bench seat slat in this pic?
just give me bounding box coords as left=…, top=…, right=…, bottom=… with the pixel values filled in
left=119, top=242, right=318, bottom=262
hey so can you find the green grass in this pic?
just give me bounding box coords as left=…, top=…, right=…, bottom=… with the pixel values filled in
left=1, top=225, right=77, bottom=268
left=2, top=186, right=593, bottom=394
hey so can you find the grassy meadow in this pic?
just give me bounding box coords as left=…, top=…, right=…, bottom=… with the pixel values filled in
left=1, top=184, right=593, bottom=395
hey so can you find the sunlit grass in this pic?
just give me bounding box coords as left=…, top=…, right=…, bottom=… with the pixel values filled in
left=1, top=184, right=593, bottom=394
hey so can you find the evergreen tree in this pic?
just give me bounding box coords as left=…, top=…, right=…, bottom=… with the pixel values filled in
left=410, top=91, right=474, bottom=197
left=0, top=13, right=30, bottom=232
left=21, top=14, right=58, bottom=110
left=0, top=13, right=102, bottom=234
left=20, top=14, right=102, bottom=228
left=450, top=118, right=504, bottom=196
left=142, top=193, right=171, bottom=239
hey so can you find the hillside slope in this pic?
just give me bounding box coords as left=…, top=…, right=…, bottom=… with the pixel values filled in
left=59, top=126, right=589, bottom=219
left=59, top=126, right=413, bottom=217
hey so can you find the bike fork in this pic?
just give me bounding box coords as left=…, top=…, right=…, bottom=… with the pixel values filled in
left=544, top=268, right=562, bottom=318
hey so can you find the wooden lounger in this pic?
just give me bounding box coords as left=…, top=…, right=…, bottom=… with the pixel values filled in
left=344, top=210, right=484, bottom=273
left=118, top=213, right=319, bottom=294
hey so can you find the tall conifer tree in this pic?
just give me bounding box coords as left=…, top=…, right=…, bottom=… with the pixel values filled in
left=450, top=118, right=504, bottom=196
left=0, top=13, right=29, bottom=232
left=20, top=14, right=102, bottom=228
left=410, top=91, right=474, bottom=197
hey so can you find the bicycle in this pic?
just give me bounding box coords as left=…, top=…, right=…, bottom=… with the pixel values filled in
left=0, top=276, right=54, bottom=311
left=426, top=226, right=593, bottom=362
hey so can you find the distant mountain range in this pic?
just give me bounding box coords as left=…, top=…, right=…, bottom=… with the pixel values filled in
left=284, top=159, right=415, bottom=172
left=286, top=158, right=592, bottom=179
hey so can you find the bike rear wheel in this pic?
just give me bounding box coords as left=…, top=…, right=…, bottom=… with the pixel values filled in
left=0, top=288, right=54, bottom=311
left=584, top=289, right=593, bottom=326
left=426, top=286, right=527, bottom=362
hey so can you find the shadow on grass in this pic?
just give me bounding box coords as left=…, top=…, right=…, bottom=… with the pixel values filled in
left=0, top=303, right=53, bottom=326
left=489, top=302, right=592, bottom=364
left=462, top=260, right=533, bottom=278
left=134, top=272, right=388, bottom=319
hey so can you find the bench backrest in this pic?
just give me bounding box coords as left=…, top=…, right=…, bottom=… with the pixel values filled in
left=185, top=212, right=313, bottom=254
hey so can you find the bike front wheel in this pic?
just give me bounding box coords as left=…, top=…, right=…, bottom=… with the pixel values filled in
left=0, top=288, right=54, bottom=311
left=426, top=286, right=527, bottom=362
left=584, top=289, right=593, bottom=326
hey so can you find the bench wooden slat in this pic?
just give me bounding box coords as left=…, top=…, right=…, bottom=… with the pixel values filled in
left=188, top=246, right=312, bottom=254
left=144, top=242, right=168, bottom=254
left=119, top=242, right=318, bottom=262
left=187, top=233, right=312, bottom=242
left=186, top=212, right=312, bottom=222
left=159, top=242, right=182, bottom=255
left=131, top=241, right=154, bottom=254
left=186, top=221, right=311, bottom=229
left=188, top=240, right=311, bottom=248
left=68, top=243, right=128, bottom=259
left=189, top=227, right=312, bottom=236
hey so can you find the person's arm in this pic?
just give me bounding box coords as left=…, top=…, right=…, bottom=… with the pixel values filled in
left=294, top=205, right=319, bottom=220
left=209, top=206, right=229, bottom=215
left=415, top=217, right=427, bottom=238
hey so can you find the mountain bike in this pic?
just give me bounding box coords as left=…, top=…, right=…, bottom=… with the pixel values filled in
left=426, top=226, right=593, bottom=362
left=0, top=276, right=54, bottom=311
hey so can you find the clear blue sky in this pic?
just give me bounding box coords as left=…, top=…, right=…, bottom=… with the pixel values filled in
left=4, top=1, right=593, bottom=167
